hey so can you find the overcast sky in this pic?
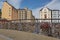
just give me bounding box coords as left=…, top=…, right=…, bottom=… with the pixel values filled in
left=0, top=0, right=60, bottom=18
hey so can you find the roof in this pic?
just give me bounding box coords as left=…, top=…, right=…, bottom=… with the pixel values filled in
left=40, top=7, right=60, bottom=11
left=40, top=7, right=52, bottom=11
left=51, top=9, right=60, bottom=12
left=17, top=8, right=32, bottom=12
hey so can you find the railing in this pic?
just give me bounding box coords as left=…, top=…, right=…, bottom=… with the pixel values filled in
left=0, top=19, right=60, bottom=38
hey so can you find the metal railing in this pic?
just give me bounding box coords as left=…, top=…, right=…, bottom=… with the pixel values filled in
left=0, top=19, right=60, bottom=38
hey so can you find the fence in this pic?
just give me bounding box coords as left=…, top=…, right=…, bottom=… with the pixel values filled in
left=0, top=19, right=60, bottom=38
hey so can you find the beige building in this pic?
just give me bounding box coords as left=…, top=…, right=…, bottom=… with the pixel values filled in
left=18, top=8, right=35, bottom=22
left=2, top=1, right=18, bottom=20
left=2, top=1, right=35, bottom=22
left=31, top=15, right=35, bottom=22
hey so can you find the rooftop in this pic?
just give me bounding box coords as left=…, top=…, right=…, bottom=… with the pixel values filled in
left=40, top=7, right=60, bottom=11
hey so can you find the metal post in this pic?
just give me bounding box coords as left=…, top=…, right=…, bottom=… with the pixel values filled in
left=34, top=19, right=40, bottom=34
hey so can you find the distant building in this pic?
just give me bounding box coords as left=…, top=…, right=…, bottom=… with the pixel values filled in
left=18, top=9, right=27, bottom=22
left=18, top=8, right=35, bottom=22
left=40, top=7, right=60, bottom=23
left=2, top=1, right=35, bottom=22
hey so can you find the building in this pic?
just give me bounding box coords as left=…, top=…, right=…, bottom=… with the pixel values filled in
left=52, top=10, right=59, bottom=23
left=2, top=1, right=35, bottom=22
left=40, top=7, right=51, bottom=22
left=18, top=9, right=27, bottom=22
left=40, top=7, right=60, bottom=23
left=0, top=9, right=1, bottom=18
left=18, top=8, right=35, bottom=22
left=2, top=1, right=18, bottom=20
left=31, top=15, right=35, bottom=22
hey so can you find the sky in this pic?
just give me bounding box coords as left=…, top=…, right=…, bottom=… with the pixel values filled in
left=0, top=0, right=60, bottom=18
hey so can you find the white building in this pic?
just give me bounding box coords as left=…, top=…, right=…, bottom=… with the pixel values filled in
left=40, top=7, right=60, bottom=23
left=52, top=10, right=59, bottom=23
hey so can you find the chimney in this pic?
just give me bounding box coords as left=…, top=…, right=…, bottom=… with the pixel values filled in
left=24, top=7, right=28, bottom=10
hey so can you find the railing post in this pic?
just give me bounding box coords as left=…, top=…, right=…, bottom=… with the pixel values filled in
left=8, top=22, right=10, bottom=29
left=34, top=19, right=40, bottom=34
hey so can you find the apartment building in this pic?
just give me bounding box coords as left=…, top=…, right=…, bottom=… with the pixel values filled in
left=2, top=1, right=18, bottom=20
left=40, top=7, right=60, bottom=23
left=2, top=1, right=35, bottom=22
left=18, top=8, right=35, bottom=22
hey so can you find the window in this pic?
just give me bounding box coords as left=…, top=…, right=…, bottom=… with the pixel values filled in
left=44, top=14, right=47, bottom=19
left=9, top=13, right=11, bottom=16
left=44, top=12, right=47, bottom=13
left=9, top=8, right=11, bottom=16
left=44, top=9, right=47, bottom=13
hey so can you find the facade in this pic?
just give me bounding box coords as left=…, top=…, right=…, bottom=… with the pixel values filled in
left=31, top=15, right=35, bottom=22
left=18, top=8, right=35, bottom=22
left=2, top=1, right=18, bottom=20
left=26, top=8, right=35, bottom=22
left=40, top=7, right=51, bottom=22
left=52, top=10, right=59, bottom=23
left=2, top=1, right=35, bottom=22
left=40, top=7, right=60, bottom=23
left=18, top=9, right=27, bottom=22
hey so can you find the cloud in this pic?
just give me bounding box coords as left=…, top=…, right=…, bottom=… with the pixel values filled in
left=45, top=0, right=60, bottom=10
left=45, top=0, right=56, bottom=7
left=0, top=1, right=3, bottom=9
left=32, top=7, right=43, bottom=18
left=32, top=0, right=60, bottom=18
left=0, top=0, right=22, bottom=9
left=0, top=0, right=7, bottom=9
left=7, top=0, right=22, bottom=9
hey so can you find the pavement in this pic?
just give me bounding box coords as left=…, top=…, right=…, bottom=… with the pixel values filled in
left=0, top=29, right=59, bottom=40
left=0, top=34, right=13, bottom=40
